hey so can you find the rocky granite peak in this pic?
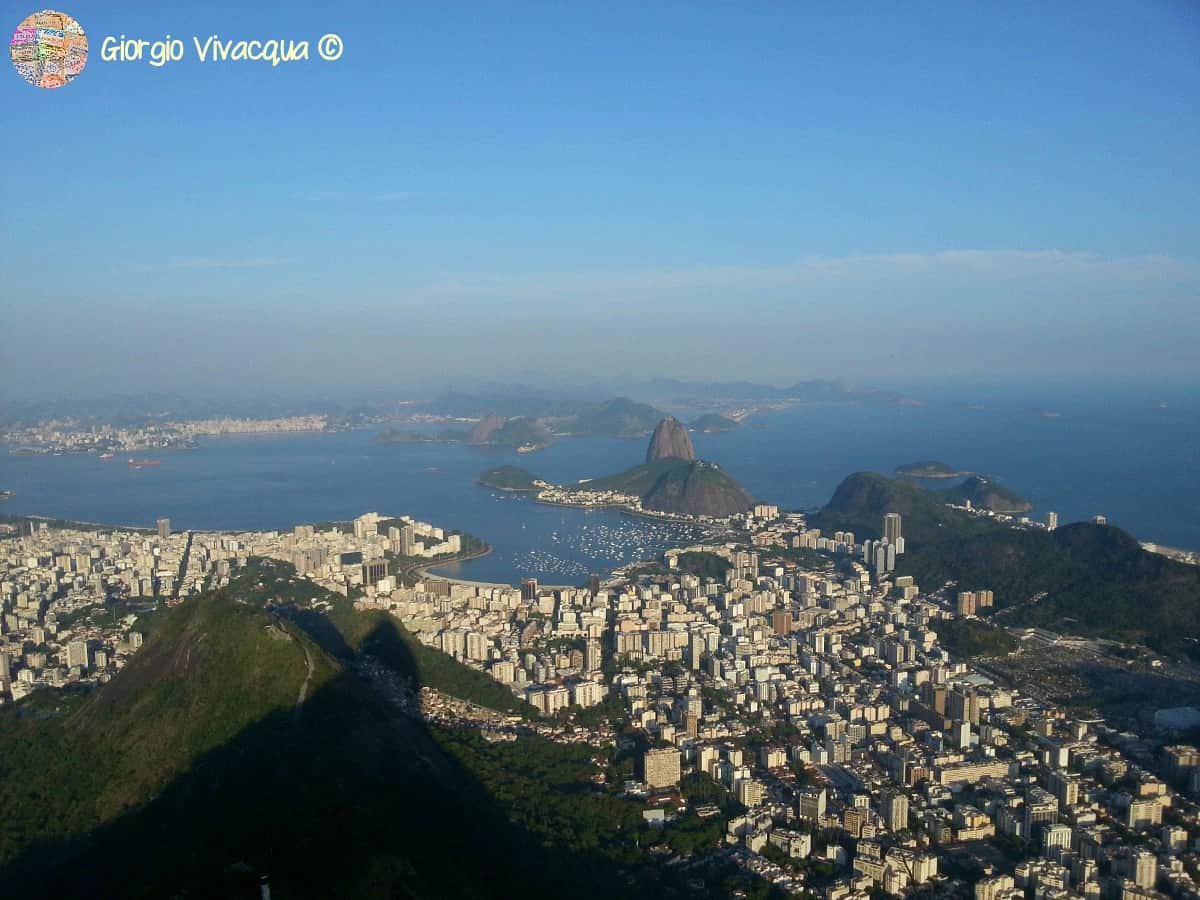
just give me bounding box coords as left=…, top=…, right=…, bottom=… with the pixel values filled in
left=645, top=417, right=696, bottom=464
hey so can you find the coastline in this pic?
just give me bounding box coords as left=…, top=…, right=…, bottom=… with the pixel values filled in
left=1, top=513, right=154, bottom=534
left=418, top=544, right=585, bottom=589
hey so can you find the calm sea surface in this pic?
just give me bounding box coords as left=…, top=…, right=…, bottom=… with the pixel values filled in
left=3, top=385, right=1197, bottom=583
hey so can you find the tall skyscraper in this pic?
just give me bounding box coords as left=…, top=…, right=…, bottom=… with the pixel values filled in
left=521, top=578, right=538, bottom=601
left=399, top=524, right=416, bottom=556
left=1046, top=511, right=1058, bottom=531
left=157, top=517, right=171, bottom=540
left=882, top=790, right=909, bottom=832
left=584, top=639, right=602, bottom=673
left=883, top=512, right=903, bottom=544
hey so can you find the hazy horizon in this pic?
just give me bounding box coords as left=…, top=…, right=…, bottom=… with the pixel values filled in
left=3, top=2, right=1198, bottom=398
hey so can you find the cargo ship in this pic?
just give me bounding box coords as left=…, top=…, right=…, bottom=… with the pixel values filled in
left=127, top=458, right=162, bottom=468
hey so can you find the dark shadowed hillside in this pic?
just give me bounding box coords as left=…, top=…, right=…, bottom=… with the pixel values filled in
left=0, top=565, right=729, bottom=900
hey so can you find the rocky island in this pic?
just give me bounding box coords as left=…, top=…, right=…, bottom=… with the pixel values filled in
left=895, top=460, right=973, bottom=479
left=477, top=465, right=543, bottom=492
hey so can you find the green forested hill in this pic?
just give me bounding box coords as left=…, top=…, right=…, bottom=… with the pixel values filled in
left=477, top=465, right=541, bottom=491
left=814, top=472, right=1200, bottom=656
left=0, top=563, right=730, bottom=899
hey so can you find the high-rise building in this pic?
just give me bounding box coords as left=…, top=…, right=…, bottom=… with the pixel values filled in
left=66, top=640, right=89, bottom=670
left=643, top=747, right=681, bottom=788
left=570, top=680, right=604, bottom=708
left=798, top=786, right=827, bottom=822
left=361, top=559, right=388, bottom=587
left=882, top=790, right=909, bottom=832
left=157, top=517, right=171, bottom=540
left=1048, top=771, right=1080, bottom=808
left=0, top=650, right=10, bottom=697
left=1023, top=788, right=1060, bottom=842
left=1046, top=511, right=1058, bottom=531
left=975, top=874, right=1016, bottom=900
left=883, top=512, right=903, bottom=544
left=399, top=524, right=416, bottom=556
left=521, top=578, right=539, bottom=602
left=771, top=611, right=793, bottom=636
left=733, top=550, right=759, bottom=581
left=1133, top=850, right=1157, bottom=888
left=948, top=687, right=981, bottom=725
left=584, top=639, right=602, bottom=673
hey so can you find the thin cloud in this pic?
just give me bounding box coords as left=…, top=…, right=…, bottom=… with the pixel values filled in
left=412, top=249, right=1199, bottom=300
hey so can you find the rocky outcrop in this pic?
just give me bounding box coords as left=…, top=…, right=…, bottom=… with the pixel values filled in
left=645, top=417, right=696, bottom=463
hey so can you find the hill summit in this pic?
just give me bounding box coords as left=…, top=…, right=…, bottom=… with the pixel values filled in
left=568, top=421, right=752, bottom=518
left=645, top=416, right=696, bottom=463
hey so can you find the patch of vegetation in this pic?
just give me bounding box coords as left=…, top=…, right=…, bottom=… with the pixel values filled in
left=478, top=465, right=541, bottom=491
left=938, top=475, right=1031, bottom=513
left=896, top=461, right=968, bottom=478
left=675, top=550, right=732, bottom=580
left=935, top=618, right=1018, bottom=659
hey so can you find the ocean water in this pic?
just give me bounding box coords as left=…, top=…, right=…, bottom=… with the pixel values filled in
left=2, top=383, right=1197, bottom=583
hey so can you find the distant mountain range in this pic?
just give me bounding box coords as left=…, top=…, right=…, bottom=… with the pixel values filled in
left=424, top=379, right=915, bottom=417
left=2, top=378, right=915, bottom=430
left=609, top=377, right=919, bottom=408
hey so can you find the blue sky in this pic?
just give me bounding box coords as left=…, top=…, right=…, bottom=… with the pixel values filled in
left=2, top=0, right=1198, bottom=397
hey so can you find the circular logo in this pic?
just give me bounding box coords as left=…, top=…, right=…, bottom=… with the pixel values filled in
left=10, top=9, right=87, bottom=89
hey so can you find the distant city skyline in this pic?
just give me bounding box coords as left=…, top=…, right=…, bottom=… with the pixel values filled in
left=2, top=1, right=1197, bottom=396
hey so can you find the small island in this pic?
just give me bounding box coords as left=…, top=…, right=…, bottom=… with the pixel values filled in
left=689, top=413, right=741, bottom=433
left=371, top=427, right=466, bottom=445
left=477, top=466, right=543, bottom=492
left=896, top=460, right=973, bottom=479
